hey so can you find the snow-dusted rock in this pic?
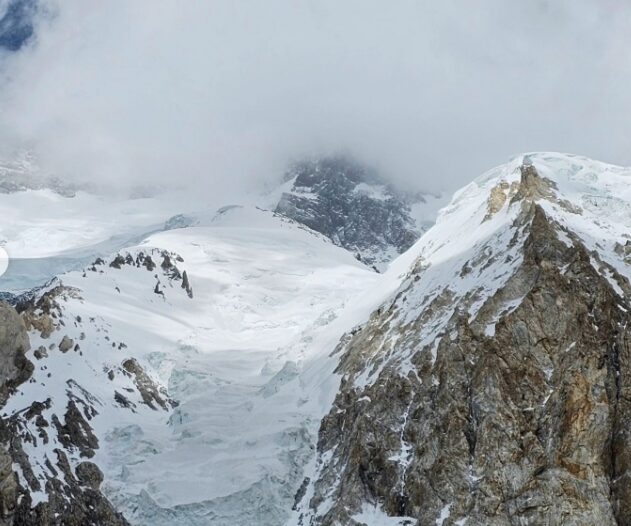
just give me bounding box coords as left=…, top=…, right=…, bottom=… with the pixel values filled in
left=0, top=300, right=127, bottom=524
left=292, top=153, right=631, bottom=526
left=275, top=156, right=445, bottom=271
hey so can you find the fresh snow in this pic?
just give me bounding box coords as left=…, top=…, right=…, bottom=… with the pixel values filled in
left=353, top=182, right=391, bottom=201
left=0, top=188, right=204, bottom=292
left=436, top=503, right=452, bottom=525
left=409, top=192, right=450, bottom=231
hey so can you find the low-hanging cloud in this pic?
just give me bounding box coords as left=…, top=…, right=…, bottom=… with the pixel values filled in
left=0, top=0, right=630, bottom=198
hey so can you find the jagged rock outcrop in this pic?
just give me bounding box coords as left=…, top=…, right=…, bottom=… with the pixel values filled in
left=0, top=302, right=31, bottom=525
left=57, top=335, right=73, bottom=353
left=0, top=245, right=198, bottom=525
left=122, top=358, right=174, bottom=411
left=0, top=301, right=129, bottom=525
left=91, top=248, right=192, bottom=300
left=275, top=156, right=442, bottom=271
left=293, top=155, right=631, bottom=525
left=16, top=282, right=79, bottom=339
left=0, top=302, right=32, bottom=406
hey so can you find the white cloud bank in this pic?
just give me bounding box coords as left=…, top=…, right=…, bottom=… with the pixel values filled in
left=0, top=0, right=630, bottom=197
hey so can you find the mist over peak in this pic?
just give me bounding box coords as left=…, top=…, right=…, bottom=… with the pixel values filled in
left=0, top=4, right=630, bottom=525
left=0, top=1, right=629, bottom=199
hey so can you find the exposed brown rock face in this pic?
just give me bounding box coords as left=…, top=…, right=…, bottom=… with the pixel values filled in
left=17, top=284, right=79, bottom=340
left=0, top=313, right=22, bottom=526
left=0, top=438, right=18, bottom=524
left=57, top=335, right=73, bottom=353
left=0, top=302, right=129, bottom=525
left=0, top=302, right=32, bottom=406
left=483, top=180, right=519, bottom=222
left=297, top=189, right=631, bottom=524
left=122, top=358, right=173, bottom=411
left=75, top=461, right=104, bottom=490
left=510, top=163, right=582, bottom=215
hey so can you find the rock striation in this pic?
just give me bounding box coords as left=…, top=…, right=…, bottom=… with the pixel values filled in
left=293, top=154, right=631, bottom=526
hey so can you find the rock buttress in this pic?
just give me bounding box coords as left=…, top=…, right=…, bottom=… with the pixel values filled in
left=300, top=205, right=631, bottom=526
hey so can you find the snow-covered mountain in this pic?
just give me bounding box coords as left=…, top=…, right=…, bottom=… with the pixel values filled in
left=0, top=181, right=190, bottom=294
left=2, top=152, right=631, bottom=525
left=274, top=156, right=445, bottom=271
left=291, top=152, right=631, bottom=525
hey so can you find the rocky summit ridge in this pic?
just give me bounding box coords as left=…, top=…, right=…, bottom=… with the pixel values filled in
left=290, top=152, right=631, bottom=526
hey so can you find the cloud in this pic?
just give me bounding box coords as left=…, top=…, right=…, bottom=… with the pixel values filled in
left=0, top=0, right=629, bottom=197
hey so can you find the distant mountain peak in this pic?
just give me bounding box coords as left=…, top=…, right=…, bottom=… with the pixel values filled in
left=274, top=155, right=446, bottom=271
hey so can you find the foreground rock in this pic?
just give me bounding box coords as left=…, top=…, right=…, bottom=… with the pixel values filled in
left=0, top=301, right=129, bottom=525
left=293, top=155, right=631, bottom=525
left=0, top=302, right=32, bottom=406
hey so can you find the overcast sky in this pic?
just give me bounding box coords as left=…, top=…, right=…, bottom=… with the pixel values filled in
left=0, top=0, right=629, bottom=197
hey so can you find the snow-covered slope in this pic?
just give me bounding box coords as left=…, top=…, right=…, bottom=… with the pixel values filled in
left=2, top=205, right=379, bottom=525
left=0, top=153, right=443, bottom=297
